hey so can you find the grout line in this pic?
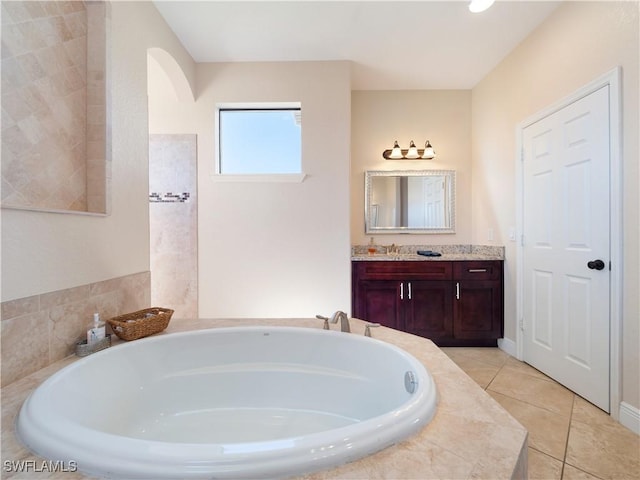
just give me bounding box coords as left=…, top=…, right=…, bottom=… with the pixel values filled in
left=448, top=348, right=634, bottom=480
left=559, top=394, right=576, bottom=479
left=484, top=362, right=504, bottom=391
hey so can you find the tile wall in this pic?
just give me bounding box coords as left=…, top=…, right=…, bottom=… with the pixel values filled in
left=149, top=134, right=198, bottom=318
left=1, top=1, right=107, bottom=213
left=86, top=1, right=108, bottom=213
left=0, top=271, right=150, bottom=387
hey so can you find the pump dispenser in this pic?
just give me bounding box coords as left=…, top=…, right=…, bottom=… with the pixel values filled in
left=87, top=313, right=106, bottom=345
left=367, top=237, right=376, bottom=255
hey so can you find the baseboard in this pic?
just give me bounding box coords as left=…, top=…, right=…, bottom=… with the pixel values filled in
left=498, top=337, right=517, bottom=357
left=619, top=402, right=640, bottom=435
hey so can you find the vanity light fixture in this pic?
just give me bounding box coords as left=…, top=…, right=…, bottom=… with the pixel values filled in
left=383, top=140, right=436, bottom=160
left=469, top=0, right=495, bottom=13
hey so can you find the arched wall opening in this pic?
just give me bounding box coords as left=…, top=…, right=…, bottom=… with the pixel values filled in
left=147, top=48, right=198, bottom=319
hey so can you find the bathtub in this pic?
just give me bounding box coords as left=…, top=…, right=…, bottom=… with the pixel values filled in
left=17, top=326, right=438, bottom=479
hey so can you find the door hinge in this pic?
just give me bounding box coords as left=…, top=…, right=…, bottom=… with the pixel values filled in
left=520, top=234, right=525, bottom=247
left=519, top=317, right=525, bottom=332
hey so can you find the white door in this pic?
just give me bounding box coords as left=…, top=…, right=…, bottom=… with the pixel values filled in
left=522, top=85, right=610, bottom=412
left=406, top=177, right=445, bottom=228
left=423, top=177, right=444, bottom=228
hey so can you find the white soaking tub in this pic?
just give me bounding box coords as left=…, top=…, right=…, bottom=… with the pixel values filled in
left=17, top=326, right=438, bottom=479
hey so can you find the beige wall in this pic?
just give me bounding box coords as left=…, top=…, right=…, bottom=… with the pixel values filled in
left=150, top=61, right=352, bottom=318
left=471, top=1, right=639, bottom=410
left=351, top=90, right=472, bottom=245
left=1, top=2, right=195, bottom=302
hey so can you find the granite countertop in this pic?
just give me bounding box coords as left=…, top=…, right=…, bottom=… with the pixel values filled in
left=351, top=244, right=505, bottom=262
left=351, top=253, right=504, bottom=261
left=1, top=318, right=527, bottom=479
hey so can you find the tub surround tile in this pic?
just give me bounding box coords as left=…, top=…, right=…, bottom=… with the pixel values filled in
left=1, top=357, right=76, bottom=473
left=0, top=312, right=50, bottom=386
left=49, top=301, right=94, bottom=360
left=0, top=271, right=150, bottom=387
left=40, top=284, right=90, bottom=310
left=0, top=318, right=528, bottom=480
left=1, top=295, right=40, bottom=320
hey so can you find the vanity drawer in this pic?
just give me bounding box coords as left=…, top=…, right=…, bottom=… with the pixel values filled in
left=353, top=261, right=453, bottom=280
left=453, top=261, right=502, bottom=281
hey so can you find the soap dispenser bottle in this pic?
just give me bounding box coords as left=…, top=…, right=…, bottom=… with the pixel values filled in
left=87, top=313, right=106, bottom=345
left=367, top=237, right=377, bottom=255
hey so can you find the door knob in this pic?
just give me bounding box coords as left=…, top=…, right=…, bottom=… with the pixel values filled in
left=587, top=259, right=605, bottom=270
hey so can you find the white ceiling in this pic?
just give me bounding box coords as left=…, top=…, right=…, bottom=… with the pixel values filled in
left=153, top=1, right=561, bottom=90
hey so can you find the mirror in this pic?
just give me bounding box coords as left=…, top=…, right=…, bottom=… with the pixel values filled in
left=1, top=1, right=109, bottom=214
left=365, top=170, right=455, bottom=234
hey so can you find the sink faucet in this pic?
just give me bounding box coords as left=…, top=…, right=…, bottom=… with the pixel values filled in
left=330, top=310, right=351, bottom=333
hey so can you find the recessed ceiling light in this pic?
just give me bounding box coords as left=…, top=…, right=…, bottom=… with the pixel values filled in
left=469, top=0, right=495, bottom=13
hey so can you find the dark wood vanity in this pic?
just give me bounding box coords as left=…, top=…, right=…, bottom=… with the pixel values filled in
left=351, top=259, right=503, bottom=346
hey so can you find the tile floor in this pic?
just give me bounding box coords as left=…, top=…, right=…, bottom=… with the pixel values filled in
left=441, top=347, right=640, bottom=480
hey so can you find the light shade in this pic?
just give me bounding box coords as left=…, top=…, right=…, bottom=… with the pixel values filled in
left=469, top=0, right=495, bottom=13
left=421, top=141, right=435, bottom=159
left=405, top=141, right=420, bottom=159
left=389, top=141, right=403, bottom=159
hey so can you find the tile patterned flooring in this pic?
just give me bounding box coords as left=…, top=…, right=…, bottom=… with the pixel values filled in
left=441, top=347, right=640, bottom=480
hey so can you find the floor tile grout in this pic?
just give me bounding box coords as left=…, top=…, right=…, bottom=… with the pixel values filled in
left=443, top=348, right=640, bottom=480
left=561, top=395, right=575, bottom=469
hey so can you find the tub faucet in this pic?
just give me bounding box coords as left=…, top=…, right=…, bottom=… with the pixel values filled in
left=330, top=311, right=351, bottom=333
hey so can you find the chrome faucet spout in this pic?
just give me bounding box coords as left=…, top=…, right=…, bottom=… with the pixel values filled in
left=329, top=311, right=351, bottom=333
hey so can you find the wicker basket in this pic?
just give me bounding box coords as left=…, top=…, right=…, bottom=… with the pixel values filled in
left=107, top=307, right=173, bottom=341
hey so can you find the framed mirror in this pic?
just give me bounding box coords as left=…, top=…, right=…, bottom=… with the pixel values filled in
left=365, top=170, right=456, bottom=234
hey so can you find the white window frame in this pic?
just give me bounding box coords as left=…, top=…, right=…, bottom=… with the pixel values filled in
left=213, top=102, right=306, bottom=183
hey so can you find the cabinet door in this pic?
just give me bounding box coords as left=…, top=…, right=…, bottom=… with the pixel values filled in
left=453, top=280, right=503, bottom=339
left=353, top=280, right=403, bottom=331
left=405, top=281, right=454, bottom=341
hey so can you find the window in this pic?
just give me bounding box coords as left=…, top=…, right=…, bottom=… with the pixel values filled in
left=216, top=104, right=302, bottom=178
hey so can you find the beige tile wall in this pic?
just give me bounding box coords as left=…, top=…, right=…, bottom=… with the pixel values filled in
left=86, top=0, right=108, bottom=213
left=149, top=134, right=198, bottom=318
left=0, top=271, right=150, bottom=387
left=1, top=0, right=107, bottom=213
